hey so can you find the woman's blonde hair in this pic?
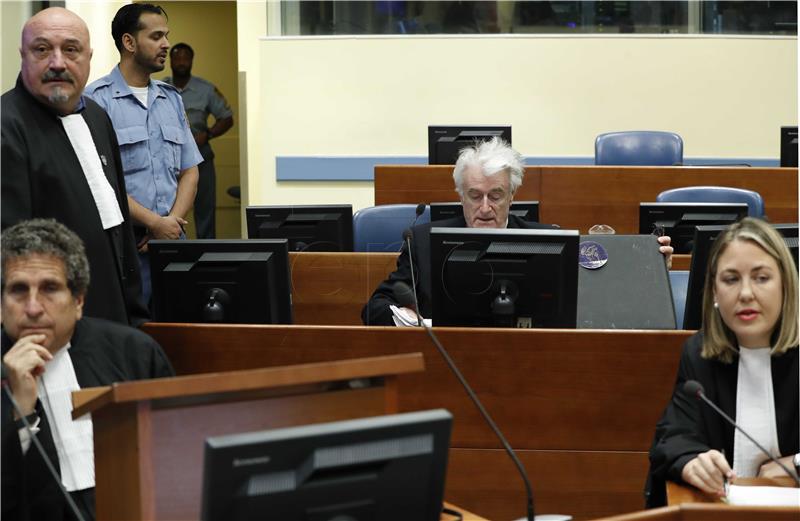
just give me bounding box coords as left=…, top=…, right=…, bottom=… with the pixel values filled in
left=701, top=217, right=798, bottom=362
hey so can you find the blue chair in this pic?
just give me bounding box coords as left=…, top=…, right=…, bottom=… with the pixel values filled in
left=352, top=204, right=431, bottom=252
left=656, top=186, right=765, bottom=218
left=595, top=131, right=683, bottom=166
left=669, top=270, right=690, bottom=329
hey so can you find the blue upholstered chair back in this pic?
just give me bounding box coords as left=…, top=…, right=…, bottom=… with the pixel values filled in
left=656, top=186, right=765, bottom=218
left=595, top=131, right=684, bottom=166
left=352, top=204, right=431, bottom=252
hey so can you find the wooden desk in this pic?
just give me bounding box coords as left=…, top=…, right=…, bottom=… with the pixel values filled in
left=289, top=251, right=397, bottom=324
left=288, top=251, right=691, bottom=325
left=143, top=324, right=693, bottom=520
left=667, top=477, right=798, bottom=505
left=374, top=165, right=798, bottom=234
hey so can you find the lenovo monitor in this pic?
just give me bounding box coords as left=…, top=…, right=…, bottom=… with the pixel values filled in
left=638, top=202, right=748, bottom=254
left=200, top=409, right=453, bottom=521
left=149, top=239, right=293, bottom=324
left=780, top=126, right=798, bottom=167
left=682, top=223, right=798, bottom=330
left=428, top=125, right=512, bottom=165
left=246, top=205, right=354, bottom=252
left=430, top=201, right=539, bottom=223
left=430, top=227, right=579, bottom=328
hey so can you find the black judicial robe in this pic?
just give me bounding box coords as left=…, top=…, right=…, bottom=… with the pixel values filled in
left=1, top=317, right=175, bottom=521
left=1, top=77, right=148, bottom=326
left=646, top=332, right=799, bottom=507
left=361, top=214, right=556, bottom=325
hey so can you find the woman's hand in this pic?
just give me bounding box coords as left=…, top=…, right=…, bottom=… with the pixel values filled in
left=681, top=450, right=734, bottom=496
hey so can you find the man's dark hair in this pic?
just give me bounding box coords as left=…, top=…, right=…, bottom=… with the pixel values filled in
left=1, top=219, right=90, bottom=297
left=111, top=3, right=168, bottom=52
left=170, top=42, right=194, bottom=59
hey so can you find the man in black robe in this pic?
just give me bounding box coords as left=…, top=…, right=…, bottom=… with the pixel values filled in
left=1, top=7, right=147, bottom=326
left=1, top=219, right=174, bottom=521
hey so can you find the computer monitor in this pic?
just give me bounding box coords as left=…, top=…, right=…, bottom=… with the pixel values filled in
left=245, top=205, right=354, bottom=252
left=427, top=125, right=512, bottom=165
left=638, top=202, right=749, bottom=254
left=200, top=409, right=453, bottom=521
left=780, top=126, right=798, bottom=167
left=149, top=239, right=293, bottom=324
left=430, top=227, right=579, bottom=328
left=430, top=201, right=539, bottom=223
left=682, top=223, right=798, bottom=330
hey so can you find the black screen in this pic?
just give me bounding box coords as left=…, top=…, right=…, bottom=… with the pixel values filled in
left=246, top=205, right=353, bottom=252
left=201, top=410, right=452, bottom=521
left=149, top=239, right=292, bottom=324
left=683, top=223, right=798, bottom=330
left=430, top=201, right=539, bottom=223
left=638, top=202, right=749, bottom=254
left=430, top=227, right=579, bottom=328
left=780, top=126, right=798, bottom=167
left=427, top=125, right=512, bottom=165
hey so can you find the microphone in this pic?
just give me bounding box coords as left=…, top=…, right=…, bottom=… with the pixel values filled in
left=1, top=380, right=87, bottom=521
left=393, top=281, right=536, bottom=521
left=683, top=379, right=800, bottom=485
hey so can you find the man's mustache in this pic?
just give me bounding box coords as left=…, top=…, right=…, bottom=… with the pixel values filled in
left=42, top=69, right=75, bottom=83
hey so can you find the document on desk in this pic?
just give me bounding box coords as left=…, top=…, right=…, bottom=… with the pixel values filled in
left=725, top=484, right=800, bottom=506
left=390, top=305, right=432, bottom=328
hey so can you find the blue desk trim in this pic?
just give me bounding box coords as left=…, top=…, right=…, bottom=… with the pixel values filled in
left=276, top=156, right=780, bottom=181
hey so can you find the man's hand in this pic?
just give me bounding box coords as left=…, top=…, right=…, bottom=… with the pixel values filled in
left=681, top=450, right=734, bottom=497
left=758, top=455, right=797, bottom=479
left=658, top=235, right=674, bottom=270
left=149, top=215, right=187, bottom=240
left=2, top=334, right=51, bottom=417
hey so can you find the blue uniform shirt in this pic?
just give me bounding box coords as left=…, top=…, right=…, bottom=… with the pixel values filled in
left=86, top=65, right=202, bottom=217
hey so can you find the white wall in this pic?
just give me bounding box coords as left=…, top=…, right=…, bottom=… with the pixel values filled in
left=250, top=35, right=797, bottom=211
left=66, top=1, right=127, bottom=84
left=1, top=1, right=31, bottom=92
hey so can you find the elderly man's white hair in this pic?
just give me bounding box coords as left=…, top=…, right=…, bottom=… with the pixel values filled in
left=452, top=137, right=525, bottom=196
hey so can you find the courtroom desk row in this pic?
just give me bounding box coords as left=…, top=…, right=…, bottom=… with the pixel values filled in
left=143, top=323, right=694, bottom=520
left=373, top=165, right=798, bottom=234
left=288, top=251, right=691, bottom=326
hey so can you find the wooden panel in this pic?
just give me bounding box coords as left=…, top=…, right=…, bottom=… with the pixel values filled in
left=446, top=448, right=650, bottom=521
left=144, top=325, right=690, bottom=452
left=539, top=166, right=798, bottom=234
left=374, top=165, right=798, bottom=234
left=93, top=402, right=154, bottom=521
left=289, top=251, right=398, bottom=324
left=374, top=165, right=542, bottom=205
left=143, top=324, right=695, bottom=519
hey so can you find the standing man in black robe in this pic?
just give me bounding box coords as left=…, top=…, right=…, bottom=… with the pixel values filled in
left=1, top=7, right=147, bottom=326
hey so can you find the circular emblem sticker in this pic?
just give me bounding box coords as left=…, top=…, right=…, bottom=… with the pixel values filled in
left=579, top=241, right=609, bottom=269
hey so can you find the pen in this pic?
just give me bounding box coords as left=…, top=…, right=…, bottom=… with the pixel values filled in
left=721, top=449, right=730, bottom=497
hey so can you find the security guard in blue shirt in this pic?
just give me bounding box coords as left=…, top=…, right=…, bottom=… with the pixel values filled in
left=85, top=3, right=202, bottom=305
left=164, top=42, right=234, bottom=239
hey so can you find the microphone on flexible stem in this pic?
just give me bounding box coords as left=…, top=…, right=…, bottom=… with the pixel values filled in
left=393, top=281, right=536, bottom=521
left=683, top=380, right=800, bottom=485
left=1, top=377, right=87, bottom=521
